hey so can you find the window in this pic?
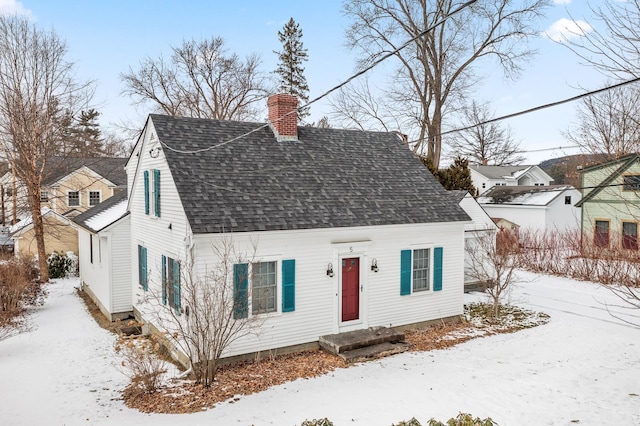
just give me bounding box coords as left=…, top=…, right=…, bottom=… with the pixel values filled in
left=162, top=255, right=180, bottom=313
left=68, top=191, right=80, bottom=207
left=564, top=195, right=572, bottom=205
left=138, top=245, right=148, bottom=290
left=595, top=220, right=610, bottom=248
left=153, top=169, right=160, bottom=217
left=143, top=170, right=149, bottom=215
left=89, top=191, right=101, bottom=206
left=89, top=234, right=93, bottom=264
left=412, top=249, right=430, bottom=292
left=252, top=261, right=277, bottom=314
left=534, top=183, right=545, bottom=186
left=623, top=174, right=640, bottom=191
left=482, top=183, right=486, bottom=189
left=5, top=187, right=12, bottom=197
left=400, top=247, right=443, bottom=295
left=40, top=191, right=49, bottom=202
left=622, top=222, right=638, bottom=250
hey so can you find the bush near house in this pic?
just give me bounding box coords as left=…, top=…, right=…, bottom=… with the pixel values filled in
left=0, top=257, right=46, bottom=341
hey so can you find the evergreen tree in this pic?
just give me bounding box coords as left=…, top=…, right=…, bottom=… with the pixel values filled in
left=66, top=109, right=105, bottom=157
left=420, top=154, right=477, bottom=196
left=274, top=18, right=309, bottom=121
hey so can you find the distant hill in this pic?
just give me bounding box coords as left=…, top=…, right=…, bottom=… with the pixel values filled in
left=538, top=154, right=609, bottom=188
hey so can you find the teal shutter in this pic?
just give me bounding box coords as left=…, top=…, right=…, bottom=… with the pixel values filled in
left=233, top=263, right=248, bottom=319
left=153, top=169, right=161, bottom=217
left=173, top=260, right=181, bottom=313
left=143, top=170, right=149, bottom=215
left=161, top=255, right=167, bottom=305
left=282, top=259, right=295, bottom=312
left=139, top=246, right=148, bottom=290
left=433, top=247, right=443, bottom=291
left=400, top=250, right=412, bottom=295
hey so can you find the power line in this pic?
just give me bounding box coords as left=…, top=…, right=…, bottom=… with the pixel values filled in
left=160, top=0, right=478, bottom=155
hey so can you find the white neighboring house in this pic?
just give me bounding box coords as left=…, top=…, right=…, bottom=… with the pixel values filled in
left=477, top=185, right=582, bottom=233
left=73, top=192, right=131, bottom=321
left=470, top=165, right=554, bottom=195
left=450, top=191, right=498, bottom=291
left=123, top=93, right=471, bottom=361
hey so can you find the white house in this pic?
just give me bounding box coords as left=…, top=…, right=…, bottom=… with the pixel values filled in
left=73, top=192, right=131, bottom=321
left=477, top=185, right=581, bottom=233
left=470, top=165, right=554, bottom=195
left=121, top=93, right=471, bottom=361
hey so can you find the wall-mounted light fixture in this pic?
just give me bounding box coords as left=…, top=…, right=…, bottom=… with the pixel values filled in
left=326, top=262, right=334, bottom=277
left=149, top=147, right=161, bottom=158
left=371, top=258, right=379, bottom=272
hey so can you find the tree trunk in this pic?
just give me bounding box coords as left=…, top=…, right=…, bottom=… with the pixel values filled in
left=27, top=188, right=48, bottom=282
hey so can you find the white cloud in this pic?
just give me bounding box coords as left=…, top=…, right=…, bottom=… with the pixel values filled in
left=544, top=18, right=593, bottom=42
left=0, top=0, right=31, bottom=17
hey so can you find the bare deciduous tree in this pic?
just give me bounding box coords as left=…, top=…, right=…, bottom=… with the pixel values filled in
left=447, top=100, right=525, bottom=166
left=0, top=15, right=93, bottom=280
left=465, top=228, right=521, bottom=318
left=121, top=37, right=270, bottom=121
left=145, top=239, right=263, bottom=387
left=565, top=0, right=640, bottom=81
left=335, top=0, right=549, bottom=168
left=564, top=84, right=640, bottom=159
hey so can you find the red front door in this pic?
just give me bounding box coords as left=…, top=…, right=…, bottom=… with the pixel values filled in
left=341, top=257, right=360, bottom=322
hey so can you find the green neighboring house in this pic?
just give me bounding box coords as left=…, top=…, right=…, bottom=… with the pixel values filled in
left=575, top=154, right=640, bottom=250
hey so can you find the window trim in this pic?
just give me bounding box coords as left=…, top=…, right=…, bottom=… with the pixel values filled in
left=412, top=248, right=431, bottom=293
left=162, top=255, right=181, bottom=314
left=40, top=190, right=49, bottom=202
left=401, top=245, right=436, bottom=296
left=67, top=190, right=80, bottom=207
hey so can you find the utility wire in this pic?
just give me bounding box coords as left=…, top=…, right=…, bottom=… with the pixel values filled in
left=160, top=0, right=478, bottom=155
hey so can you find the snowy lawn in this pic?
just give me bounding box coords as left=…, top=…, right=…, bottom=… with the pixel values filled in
left=1, top=271, right=639, bottom=425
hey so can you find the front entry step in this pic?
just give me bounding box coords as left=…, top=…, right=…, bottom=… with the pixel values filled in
left=339, top=341, right=411, bottom=363
left=319, top=326, right=409, bottom=363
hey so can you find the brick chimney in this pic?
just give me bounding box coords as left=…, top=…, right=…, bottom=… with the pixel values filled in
left=268, top=93, right=298, bottom=141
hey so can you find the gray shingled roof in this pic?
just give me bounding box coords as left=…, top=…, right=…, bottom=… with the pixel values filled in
left=151, top=114, right=470, bottom=234
left=469, top=165, right=533, bottom=180
left=42, top=157, right=127, bottom=187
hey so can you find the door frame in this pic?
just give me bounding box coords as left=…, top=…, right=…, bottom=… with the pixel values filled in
left=332, top=241, right=370, bottom=331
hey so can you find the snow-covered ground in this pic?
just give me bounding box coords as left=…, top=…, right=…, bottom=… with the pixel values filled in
left=1, top=271, right=639, bottom=425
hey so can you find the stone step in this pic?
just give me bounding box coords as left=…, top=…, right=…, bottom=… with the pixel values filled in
left=339, top=341, right=411, bottom=363
left=319, top=326, right=405, bottom=355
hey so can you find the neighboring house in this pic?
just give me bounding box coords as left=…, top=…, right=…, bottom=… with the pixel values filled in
left=492, top=217, right=520, bottom=234
left=10, top=208, right=78, bottom=257
left=118, top=93, right=470, bottom=361
left=0, top=157, right=127, bottom=224
left=450, top=190, right=498, bottom=291
left=0, top=157, right=126, bottom=258
left=477, top=185, right=581, bottom=233
left=73, top=191, right=131, bottom=321
left=470, top=165, right=554, bottom=195
left=575, top=154, right=640, bottom=249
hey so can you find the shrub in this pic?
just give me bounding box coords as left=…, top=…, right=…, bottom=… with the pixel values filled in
left=116, top=331, right=167, bottom=395
left=428, top=413, right=497, bottom=426
left=300, top=420, right=334, bottom=426
left=0, top=257, right=46, bottom=341
left=47, top=252, right=74, bottom=279
left=394, top=418, right=422, bottom=426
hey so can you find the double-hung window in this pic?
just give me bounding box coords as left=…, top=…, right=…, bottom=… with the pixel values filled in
left=138, top=245, right=148, bottom=290
left=401, top=247, right=443, bottom=295
left=68, top=191, right=80, bottom=207
left=162, top=255, right=180, bottom=313
left=594, top=220, right=610, bottom=248
left=89, top=191, right=101, bottom=206
left=622, top=222, right=638, bottom=250
left=251, top=261, right=277, bottom=315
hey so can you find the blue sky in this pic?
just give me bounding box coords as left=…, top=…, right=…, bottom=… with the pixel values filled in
left=0, top=0, right=610, bottom=164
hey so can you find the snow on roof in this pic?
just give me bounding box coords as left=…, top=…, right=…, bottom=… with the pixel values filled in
left=8, top=208, right=51, bottom=234
left=82, top=198, right=127, bottom=233
left=477, top=185, right=574, bottom=206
